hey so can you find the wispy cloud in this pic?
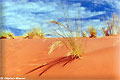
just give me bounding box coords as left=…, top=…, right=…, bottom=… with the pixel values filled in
left=1, top=0, right=119, bottom=36
left=90, top=0, right=120, bottom=11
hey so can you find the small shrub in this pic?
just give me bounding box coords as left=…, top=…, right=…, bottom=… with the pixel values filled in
left=88, top=26, right=97, bottom=38
left=24, top=27, right=44, bottom=39
left=0, top=32, right=15, bottom=39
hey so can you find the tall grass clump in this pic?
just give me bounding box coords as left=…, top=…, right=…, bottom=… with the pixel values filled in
left=24, top=27, right=44, bottom=39
left=0, top=31, right=15, bottom=39
left=102, top=13, right=120, bottom=36
left=25, top=20, right=84, bottom=76
left=88, top=26, right=97, bottom=38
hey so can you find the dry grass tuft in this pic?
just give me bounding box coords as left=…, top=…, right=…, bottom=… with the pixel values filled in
left=88, top=26, right=97, bottom=38
left=102, top=13, right=120, bottom=36
left=49, top=21, right=84, bottom=57
left=24, top=27, right=44, bottom=39
left=81, top=30, right=88, bottom=37
left=0, top=31, right=16, bottom=39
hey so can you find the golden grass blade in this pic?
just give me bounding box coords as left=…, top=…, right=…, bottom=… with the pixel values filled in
left=48, top=41, right=63, bottom=55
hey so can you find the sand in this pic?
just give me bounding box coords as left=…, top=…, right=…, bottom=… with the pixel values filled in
left=0, top=35, right=120, bottom=80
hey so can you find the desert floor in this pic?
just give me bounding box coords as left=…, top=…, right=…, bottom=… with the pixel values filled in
left=0, top=35, right=120, bottom=80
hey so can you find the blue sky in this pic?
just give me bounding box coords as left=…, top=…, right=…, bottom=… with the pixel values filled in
left=0, top=0, right=120, bottom=36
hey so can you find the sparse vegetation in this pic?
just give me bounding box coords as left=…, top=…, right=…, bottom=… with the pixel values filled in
left=102, top=13, right=120, bottom=36
left=1, top=12, right=119, bottom=77
left=25, top=21, right=84, bottom=76
left=49, top=21, right=84, bottom=57
left=102, top=27, right=109, bottom=36
left=24, top=27, right=44, bottom=39
left=25, top=12, right=120, bottom=77
left=88, top=26, right=97, bottom=38
left=0, top=31, right=16, bottom=39
left=81, top=30, right=88, bottom=37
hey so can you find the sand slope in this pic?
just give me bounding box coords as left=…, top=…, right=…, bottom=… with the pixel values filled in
left=1, top=36, right=120, bottom=80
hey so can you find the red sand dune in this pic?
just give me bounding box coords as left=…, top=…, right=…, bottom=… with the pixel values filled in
left=0, top=36, right=120, bottom=80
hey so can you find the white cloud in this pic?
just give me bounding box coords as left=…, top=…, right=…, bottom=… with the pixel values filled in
left=2, top=0, right=107, bottom=35
left=91, top=0, right=120, bottom=10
